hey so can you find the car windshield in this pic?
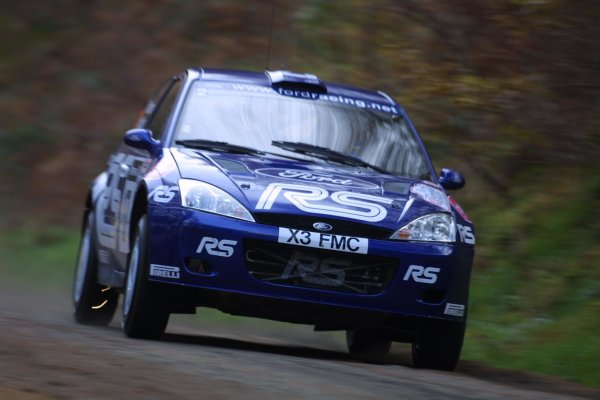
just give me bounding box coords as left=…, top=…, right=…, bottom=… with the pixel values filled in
left=172, top=81, right=433, bottom=180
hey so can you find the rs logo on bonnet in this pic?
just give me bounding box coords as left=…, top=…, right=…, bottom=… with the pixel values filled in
left=256, top=183, right=393, bottom=222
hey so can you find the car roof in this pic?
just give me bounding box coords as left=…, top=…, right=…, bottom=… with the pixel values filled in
left=190, top=67, right=397, bottom=106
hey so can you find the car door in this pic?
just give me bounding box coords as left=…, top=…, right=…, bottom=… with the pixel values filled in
left=96, top=75, right=184, bottom=268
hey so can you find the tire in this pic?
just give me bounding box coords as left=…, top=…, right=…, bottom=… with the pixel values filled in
left=411, top=318, right=466, bottom=371
left=73, top=211, right=118, bottom=325
left=346, top=329, right=392, bottom=361
left=122, top=215, right=170, bottom=339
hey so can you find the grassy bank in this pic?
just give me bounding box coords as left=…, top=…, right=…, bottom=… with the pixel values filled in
left=0, top=225, right=80, bottom=292
left=462, top=171, right=600, bottom=386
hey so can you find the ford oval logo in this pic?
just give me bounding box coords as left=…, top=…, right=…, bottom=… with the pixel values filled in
left=255, top=168, right=379, bottom=189
left=313, top=222, right=333, bottom=232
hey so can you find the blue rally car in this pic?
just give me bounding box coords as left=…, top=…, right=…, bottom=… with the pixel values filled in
left=73, top=68, right=475, bottom=370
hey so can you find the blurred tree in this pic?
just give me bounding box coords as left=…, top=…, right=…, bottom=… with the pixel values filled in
left=1, top=0, right=598, bottom=217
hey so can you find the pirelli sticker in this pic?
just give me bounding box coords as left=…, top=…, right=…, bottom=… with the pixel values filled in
left=278, top=228, right=368, bottom=254
left=150, top=264, right=180, bottom=279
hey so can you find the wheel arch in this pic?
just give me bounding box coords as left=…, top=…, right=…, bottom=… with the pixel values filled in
left=80, top=191, right=93, bottom=234
left=129, top=182, right=149, bottom=250
left=82, top=172, right=108, bottom=233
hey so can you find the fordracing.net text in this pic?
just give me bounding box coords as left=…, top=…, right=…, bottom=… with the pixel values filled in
left=230, top=83, right=399, bottom=114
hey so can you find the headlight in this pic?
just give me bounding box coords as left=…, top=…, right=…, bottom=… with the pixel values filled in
left=179, top=179, right=254, bottom=222
left=390, top=213, right=456, bottom=242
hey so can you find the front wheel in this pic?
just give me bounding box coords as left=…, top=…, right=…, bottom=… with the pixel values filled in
left=411, top=319, right=466, bottom=371
left=122, top=215, right=170, bottom=339
left=346, top=329, right=391, bottom=361
left=73, top=211, right=118, bottom=325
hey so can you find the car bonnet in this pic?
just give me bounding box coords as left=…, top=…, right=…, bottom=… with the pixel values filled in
left=171, top=148, right=451, bottom=231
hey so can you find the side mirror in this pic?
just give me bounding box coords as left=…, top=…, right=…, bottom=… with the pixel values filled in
left=439, top=168, right=465, bottom=190
left=123, top=129, right=162, bottom=158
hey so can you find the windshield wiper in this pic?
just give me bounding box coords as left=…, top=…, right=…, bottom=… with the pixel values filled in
left=271, top=140, right=388, bottom=173
left=176, top=139, right=264, bottom=155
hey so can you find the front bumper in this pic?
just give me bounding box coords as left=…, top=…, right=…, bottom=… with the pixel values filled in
left=147, top=206, right=473, bottom=322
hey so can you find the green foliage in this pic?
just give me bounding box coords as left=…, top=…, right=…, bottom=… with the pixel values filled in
left=0, top=125, right=54, bottom=159
left=464, top=170, right=600, bottom=387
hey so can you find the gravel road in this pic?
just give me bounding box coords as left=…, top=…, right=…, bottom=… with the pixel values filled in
left=0, top=282, right=597, bottom=400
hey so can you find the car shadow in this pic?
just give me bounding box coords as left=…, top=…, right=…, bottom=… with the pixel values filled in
left=160, top=331, right=600, bottom=399
left=104, top=324, right=599, bottom=399
left=158, top=330, right=413, bottom=368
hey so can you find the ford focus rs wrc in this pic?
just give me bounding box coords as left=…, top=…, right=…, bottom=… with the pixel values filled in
left=73, top=67, right=475, bottom=370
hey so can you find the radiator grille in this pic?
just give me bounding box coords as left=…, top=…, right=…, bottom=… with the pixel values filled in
left=245, top=239, right=398, bottom=295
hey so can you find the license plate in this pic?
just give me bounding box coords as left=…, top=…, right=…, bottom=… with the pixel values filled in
left=277, top=227, right=368, bottom=254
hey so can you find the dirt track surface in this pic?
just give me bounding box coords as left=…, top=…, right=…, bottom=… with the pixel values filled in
left=1, top=282, right=598, bottom=400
